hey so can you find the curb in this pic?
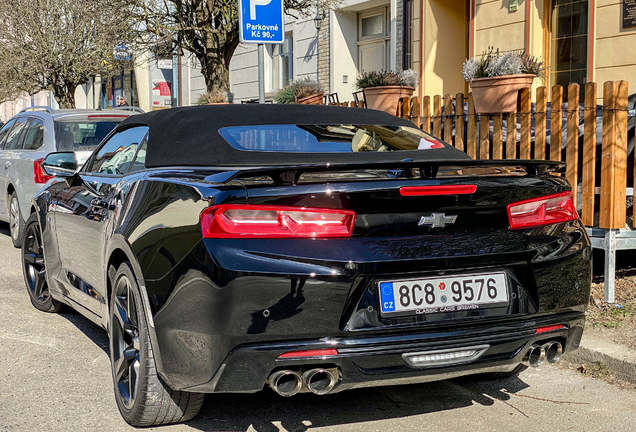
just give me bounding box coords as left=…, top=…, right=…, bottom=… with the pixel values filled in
left=562, top=331, right=636, bottom=384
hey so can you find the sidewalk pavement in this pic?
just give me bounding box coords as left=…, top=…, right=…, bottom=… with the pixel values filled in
left=564, top=329, right=636, bottom=384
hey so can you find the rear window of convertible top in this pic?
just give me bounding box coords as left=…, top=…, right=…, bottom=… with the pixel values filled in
left=218, top=124, right=447, bottom=153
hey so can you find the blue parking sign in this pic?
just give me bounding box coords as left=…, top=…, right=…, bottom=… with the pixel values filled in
left=239, top=0, right=285, bottom=44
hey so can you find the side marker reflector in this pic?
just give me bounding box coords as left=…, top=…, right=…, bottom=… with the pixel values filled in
left=278, top=349, right=338, bottom=359
left=535, top=324, right=566, bottom=334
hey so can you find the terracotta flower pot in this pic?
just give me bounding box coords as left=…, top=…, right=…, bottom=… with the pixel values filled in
left=296, top=93, right=324, bottom=105
left=469, top=74, right=535, bottom=113
left=363, top=86, right=415, bottom=115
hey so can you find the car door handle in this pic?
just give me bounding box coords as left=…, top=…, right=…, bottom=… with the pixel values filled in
left=90, top=199, right=114, bottom=210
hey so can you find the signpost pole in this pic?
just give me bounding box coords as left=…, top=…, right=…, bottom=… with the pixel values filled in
left=258, top=43, right=265, bottom=103
left=239, top=0, right=284, bottom=103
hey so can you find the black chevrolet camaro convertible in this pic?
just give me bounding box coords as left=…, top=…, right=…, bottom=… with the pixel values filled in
left=23, top=105, right=591, bottom=426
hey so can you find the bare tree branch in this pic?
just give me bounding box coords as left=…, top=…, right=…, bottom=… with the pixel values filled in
left=0, top=0, right=135, bottom=108
left=130, top=0, right=343, bottom=93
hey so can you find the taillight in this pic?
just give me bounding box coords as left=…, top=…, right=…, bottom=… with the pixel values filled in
left=400, top=185, right=477, bottom=196
left=507, top=191, right=578, bottom=229
left=200, top=205, right=356, bottom=238
left=34, top=158, right=53, bottom=184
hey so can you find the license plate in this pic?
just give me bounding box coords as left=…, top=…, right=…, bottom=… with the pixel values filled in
left=379, top=273, right=508, bottom=315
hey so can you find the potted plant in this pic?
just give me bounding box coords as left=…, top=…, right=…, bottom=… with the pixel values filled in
left=463, top=49, right=544, bottom=113
left=196, top=90, right=234, bottom=105
left=355, top=69, right=419, bottom=115
left=275, top=78, right=324, bottom=105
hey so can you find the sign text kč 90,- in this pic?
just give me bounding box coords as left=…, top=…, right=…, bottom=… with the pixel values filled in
left=239, top=0, right=285, bottom=44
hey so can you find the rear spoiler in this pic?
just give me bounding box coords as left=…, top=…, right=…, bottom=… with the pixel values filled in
left=222, top=159, right=566, bottom=185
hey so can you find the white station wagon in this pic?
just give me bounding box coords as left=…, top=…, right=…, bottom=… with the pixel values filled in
left=0, top=106, right=140, bottom=247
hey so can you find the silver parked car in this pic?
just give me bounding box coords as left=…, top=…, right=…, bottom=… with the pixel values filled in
left=0, top=106, right=140, bottom=247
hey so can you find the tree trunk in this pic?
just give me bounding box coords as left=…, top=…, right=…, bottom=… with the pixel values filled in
left=198, top=31, right=240, bottom=94
left=52, top=82, right=77, bottom=108
left=201, top=54, right=230, bottom=93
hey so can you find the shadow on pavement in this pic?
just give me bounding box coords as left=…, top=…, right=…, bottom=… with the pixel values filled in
left=58, top=308, right=110, bottom=355
left=187, top=375, right=529, bottom=432
left=0, top=222, right=9, bottom=237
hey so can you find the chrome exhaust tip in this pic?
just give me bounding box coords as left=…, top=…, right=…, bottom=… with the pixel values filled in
left=544, top=342, right=563, bottom=364
left=523, top=345, right=546, bottom=368
left=269, top=370, right=302, bottom=397
left=302, top=368, right=339, bottom=395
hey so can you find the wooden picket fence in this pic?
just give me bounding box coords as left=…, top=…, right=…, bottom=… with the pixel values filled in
left=394, top=81, right=633, bottom=231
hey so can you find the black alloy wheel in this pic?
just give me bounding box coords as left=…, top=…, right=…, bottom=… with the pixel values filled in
left=111, top=273, right=141, bottom=409
left=109, top=262, right=204, bottom=426
left=22, top=213, right=62, bottom=312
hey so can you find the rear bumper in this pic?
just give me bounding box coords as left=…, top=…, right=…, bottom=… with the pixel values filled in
left=144, top=220, right=591, bottom=392
left=182, top=312, right=584, bottom=393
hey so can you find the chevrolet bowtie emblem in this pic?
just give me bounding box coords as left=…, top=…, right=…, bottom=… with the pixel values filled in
left=418, top=213, right=457, bottom=228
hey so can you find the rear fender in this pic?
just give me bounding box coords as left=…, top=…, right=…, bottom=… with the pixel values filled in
left=105, top=234, right=173, bottom=387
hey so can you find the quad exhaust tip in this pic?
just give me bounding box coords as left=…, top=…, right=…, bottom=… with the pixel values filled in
left=523, top=345, right=546, bottom=368
left=269, top=368, right=340, bottom=396
left=544, top=342, right=563, bottom=364
left=302, top=368, right=338, bottom=395
left=269, top=370, right=303, bottom=397
left=523, top=341, right=563, bottom=367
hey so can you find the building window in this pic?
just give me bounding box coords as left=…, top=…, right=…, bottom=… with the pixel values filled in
left=357, top=6, right=391, bottom=73
left=551, top=0, right=589, bottom=97
left=272, top=34, right=293, bottom=90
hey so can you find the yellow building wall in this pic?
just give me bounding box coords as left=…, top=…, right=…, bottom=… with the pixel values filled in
left=595, top=0, right=636, bottom=95
left=412, top=0, right=421, bottom=95
left=411, top=0, right=635, bottom=100
left=418, top=0, right=468, bottom=97
left=474, top=0, right=526, bottom=54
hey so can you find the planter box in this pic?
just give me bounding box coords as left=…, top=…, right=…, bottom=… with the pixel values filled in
left=363, top=86, right=415, bottom=115
left=296, top=93, right=324, bottom=105
left=469, top=74, right=534, bottom=113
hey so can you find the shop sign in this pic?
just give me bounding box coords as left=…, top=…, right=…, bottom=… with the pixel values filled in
left=624, top=0, right=636, bottom=29
left=157, top=59, right=173, bottom=69
left=152, top=80, right=172, bottom=97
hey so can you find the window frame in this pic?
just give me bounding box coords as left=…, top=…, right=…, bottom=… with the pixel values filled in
left=81, top=126, right=149, bottom=177
left=128, top=133, right=148, bottom=173
left=544, top=0, right=590, bottom=95
left=4, top=117, right=30, bottom=151
left=0, top=119, right=17, bottom=150
left=271, top=33, right=293, bottom=90
left=21, top=117, right=46, bottom=151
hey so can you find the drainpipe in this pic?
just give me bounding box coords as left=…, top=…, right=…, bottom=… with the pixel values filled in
left=402, top=0, right=412, bottom=70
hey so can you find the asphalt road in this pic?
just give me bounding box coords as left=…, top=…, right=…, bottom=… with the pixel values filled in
left=1, top=223, right=635, bottom=432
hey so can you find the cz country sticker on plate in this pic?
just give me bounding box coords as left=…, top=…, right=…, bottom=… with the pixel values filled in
left=378, top=273, right=508, bottom=315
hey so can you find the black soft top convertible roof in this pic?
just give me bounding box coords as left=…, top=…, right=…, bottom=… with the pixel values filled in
left=117, top=104, right=470, bottom=168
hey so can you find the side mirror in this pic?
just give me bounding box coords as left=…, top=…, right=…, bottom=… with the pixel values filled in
left=42, top=152, right=78, bottom=178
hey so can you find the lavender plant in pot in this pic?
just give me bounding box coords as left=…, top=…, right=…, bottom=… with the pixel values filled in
left=463, top=49, right=544, bottom=113
left=356, top=69, right=419, bottom=115
left=275, top=77, right=324, bottom=105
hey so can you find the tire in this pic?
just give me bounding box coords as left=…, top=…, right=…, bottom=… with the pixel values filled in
left=109, top=262, right=204, bottom=426
left=9, top=191, right=25, bottom=248
left=482, top=364, right=528, bottom=380
left=22, top=212, right=63, bottom=313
